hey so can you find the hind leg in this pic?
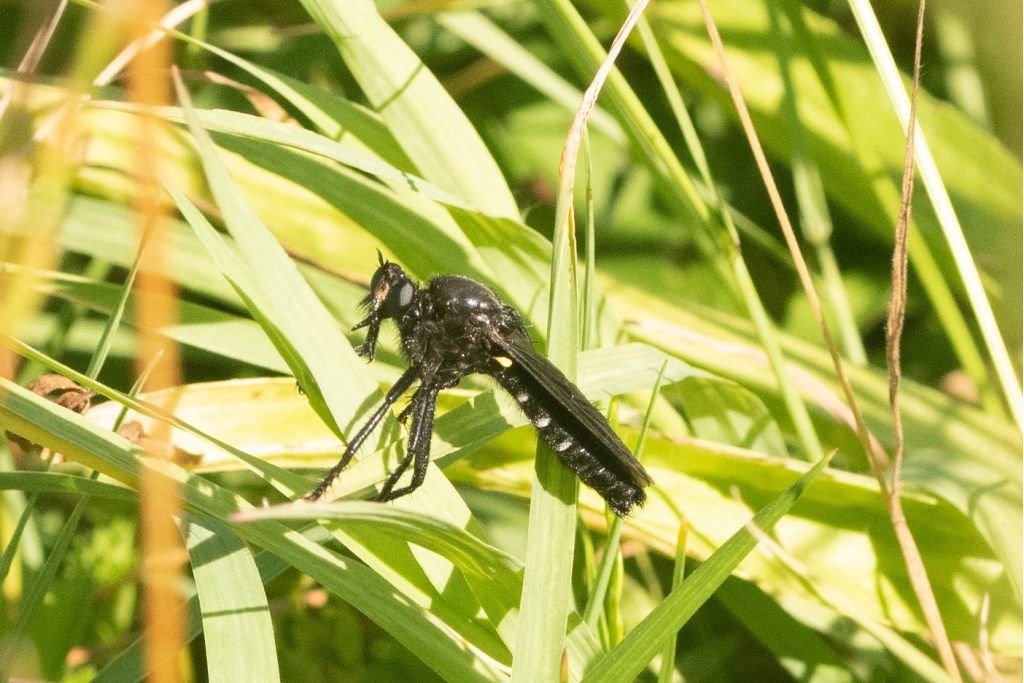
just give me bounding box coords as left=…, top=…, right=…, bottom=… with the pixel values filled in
left=373, top=384, right=439, bottom=502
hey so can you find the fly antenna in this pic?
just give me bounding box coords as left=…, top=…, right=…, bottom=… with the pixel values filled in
left=376, top=249, right=386, bottom=266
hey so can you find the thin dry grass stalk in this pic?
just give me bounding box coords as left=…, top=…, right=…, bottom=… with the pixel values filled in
left=0, top=0, right=73, bottom=383
left=556, top=0, right=649, bottom=190
left=0, top=0, right=69, bottom=122
left=694, top=0, right=961, bottom=679
left=125, top=0, right=186, bottom=680
left=33, top=0, right=210, bottom=142
left=885, top=1, right=961, bottom=679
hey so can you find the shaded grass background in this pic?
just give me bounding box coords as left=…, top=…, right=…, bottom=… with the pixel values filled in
left=0, top=0, right=1020, bottom=680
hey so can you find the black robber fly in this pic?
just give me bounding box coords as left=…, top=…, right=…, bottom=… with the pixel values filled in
left=304, top=254, right=651, bottom=516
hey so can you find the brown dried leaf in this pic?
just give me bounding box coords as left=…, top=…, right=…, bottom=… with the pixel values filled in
left=25, top=373, right=96, bottom=414
left=118, top=420, right=201, bottom=466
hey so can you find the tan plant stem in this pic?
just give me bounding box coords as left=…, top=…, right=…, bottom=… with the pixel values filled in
left=695, top=0, right=960, bottom=678
left=126, top=1, right=185, bottom=680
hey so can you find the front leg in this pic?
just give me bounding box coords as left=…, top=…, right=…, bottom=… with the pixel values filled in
left=304, top=367, right=418, bottom=502
left=373, top=382, right=439, bottom=502
left=352, top=313, right=381, bottom=361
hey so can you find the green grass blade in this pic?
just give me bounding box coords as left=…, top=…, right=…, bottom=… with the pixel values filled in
left=84, top=220, right=147, bottom=378
left=236, top=500, right=604, bottom=675
left=96, top=101, right=473, bottom=211
left=237, top=501, right=585, bottom=667
left=162, top=27, right=417, bottom=170
left=0, top=492, right=88, bottom=674
left=512, top=43, right=586, bottom=683
left=96, top=538, right=305, bottom=682
left=437, top=11, right=623, bottom=143
left=583, top=361, right=667, bottom=629
left=0, top=471, right=135, bottom=500
left=295, top=0, right=519, bottom=218
left=183, top=515, right=279, bottom=682
left=764, top=2, right=866, bottom=366
left=2, top=333, right=312, bottom=496
left=170, top=73, right=378, bottom=436
left=582, top=451, right=835, bottom=681
left=656, top=522, right=687, bottom=683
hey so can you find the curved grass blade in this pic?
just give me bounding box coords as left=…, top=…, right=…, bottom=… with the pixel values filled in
left=295, top=0, right=519, bottom=218
left=183, top=515, right=279, bottom=682
left=582, top=451, right=835, bottom=681
left=0, top=471, right=135, bottom=501
left=234, top=501, right=608, bottom=678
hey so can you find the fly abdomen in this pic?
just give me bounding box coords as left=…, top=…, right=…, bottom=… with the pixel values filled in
left=497, top=367, right=647, bottom=516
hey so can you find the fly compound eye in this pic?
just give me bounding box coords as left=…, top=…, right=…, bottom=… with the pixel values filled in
left=381, top=280, right=413, bottom=317
left=395, top=282, right=414, bottom=308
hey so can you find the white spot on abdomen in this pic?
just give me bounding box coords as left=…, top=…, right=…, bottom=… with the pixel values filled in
left=555, top=439, right=572, bottom=452
left=534, top=414, right=551, bottom=428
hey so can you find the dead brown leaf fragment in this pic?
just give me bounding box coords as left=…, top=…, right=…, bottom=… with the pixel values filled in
left=5, top=374, right=96, bottom=453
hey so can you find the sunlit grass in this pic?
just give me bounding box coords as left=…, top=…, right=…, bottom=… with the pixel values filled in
left=0, top=0, right=1019, bottom=680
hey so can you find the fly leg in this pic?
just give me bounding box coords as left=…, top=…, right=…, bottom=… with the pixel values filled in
left=373, top=383, right=439, bottom=502
left=304, top=367, right=419, bottom=502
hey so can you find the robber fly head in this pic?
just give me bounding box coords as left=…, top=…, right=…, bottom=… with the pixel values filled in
left=352, top=253, right=417, bottom=361
left=363, top=256, right=416, bottom=319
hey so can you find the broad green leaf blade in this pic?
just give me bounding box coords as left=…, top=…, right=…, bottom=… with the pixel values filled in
left=183, top=515, right=279, bottom=682
left=582, top=451, right=835, bottom=681
left=81, top=342, right=698, bottom=474
left=207, top=134, right=494, bottom=293
left=158, top=28, right=417, bottom=171
left=296, top=0, right=519, bottom=218
left=3, top=333, right=313, bottom=497
left=95, top=101, right=473, bottom=211
left=96, top=542, right=295, bottom=683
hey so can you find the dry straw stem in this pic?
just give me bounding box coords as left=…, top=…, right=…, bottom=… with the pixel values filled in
left=694, top=0, right=961, bottom=679
left=0, top=0, right=71, bottom=381
left=885, top=2, right=960, bottom=679
left=0, top=0, right=69, bottom=122
left=34, top=0, right=210, bottom=142
left=125, top=0, right=186, bottom=679
left=555, top=0, right=649, bottom=193
left=845, top=0, right=1022, bottom=429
